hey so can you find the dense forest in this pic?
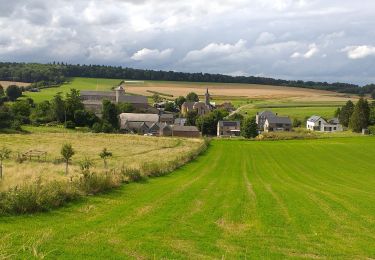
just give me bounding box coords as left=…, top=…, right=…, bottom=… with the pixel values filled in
left=0, top=62, right=374, bottom=95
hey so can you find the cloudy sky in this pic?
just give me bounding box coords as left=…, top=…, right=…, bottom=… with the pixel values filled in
left=1, top=0, right=375, bottom=84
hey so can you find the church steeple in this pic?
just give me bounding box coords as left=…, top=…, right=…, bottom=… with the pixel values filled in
left=205, top=88, right=210, bottom=106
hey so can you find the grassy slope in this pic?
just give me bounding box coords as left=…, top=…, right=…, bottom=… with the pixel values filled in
left=24, top=78, right=121, bottom=103
left=1, top=137, right=374, bottom=258
left=237, top=100, right=346, bottom=120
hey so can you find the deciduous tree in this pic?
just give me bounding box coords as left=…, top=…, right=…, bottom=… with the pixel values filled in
left=241, top=116, right=258, bottom=138
left=61, top=144, right=75, bottom=174
left=349, top=98, right=370, bottom=132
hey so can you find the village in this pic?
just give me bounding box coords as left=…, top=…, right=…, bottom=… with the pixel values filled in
left=79, top=82, right=346, bottom=138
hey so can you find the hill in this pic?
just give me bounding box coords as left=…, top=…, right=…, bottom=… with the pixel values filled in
left=1, top=62, right=375, bottom=95
left=1, top=137, right=374, bottom=258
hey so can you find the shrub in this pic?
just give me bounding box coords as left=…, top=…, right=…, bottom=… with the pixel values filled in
left=121, top=168, right=144, bottom=182
left=368, top=126, right=375, bottom=135
left=91, top=122, right=102, bottom=133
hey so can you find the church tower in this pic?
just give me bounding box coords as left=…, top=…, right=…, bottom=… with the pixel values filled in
left=205, top=88, right=211, bottom=106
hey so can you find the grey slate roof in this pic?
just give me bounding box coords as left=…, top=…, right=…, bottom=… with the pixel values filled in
left=172, top=125, right=200, bottom=132
left=258, top=111, right=276, bottom=118
left=119, top=113, right=159, bottom=123
left=307, top=115, right=322, bottom=122
left=266, top=116, right=292, bottom=124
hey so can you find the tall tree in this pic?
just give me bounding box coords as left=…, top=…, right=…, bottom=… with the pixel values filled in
left=65, top=89, right=84, bottom=121
left=175, top=96, right=186, bottom=108
left=339, top=100, right=354, bottom=127
left=241, top=116, right=258, bottom=138
left=6, top=85, right=22, bottom=101
left=0, top=84, right=4, bottom=96
left=102, top=99, right=118, bottom=129
left=185, top=110, right=198, bottom=126
left=51, top=92, right=66, bottom=123
left=186, top=92, right=199, bottom=102
left=349, top=98, right=370, bottom=132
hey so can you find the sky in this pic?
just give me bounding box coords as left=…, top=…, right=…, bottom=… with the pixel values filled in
left=0, top=0, right=375, bottom=85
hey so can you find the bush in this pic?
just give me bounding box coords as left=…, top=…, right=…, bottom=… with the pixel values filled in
left=101, top=122, right=114, bottom=133
left=121, top=168, right=144, bottom=182
left=76, top=172, right=119, bottom=195
left=64, top=121, right=76, bottom=129
left=293, top=118, right=302, bottom=127
left=368, top=126, right=375, bottom=135
left=91, top=122, right=102, bottom=133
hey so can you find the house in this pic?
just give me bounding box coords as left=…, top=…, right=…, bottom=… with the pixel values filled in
left=171, top=125, right=201, bottom=138
left=81, top=85, right=149, bottom=115
left=174, top=118, right=187, bottom=126
left=306, top=116, right=343, bottom=132
left=160, top=113, right=174, bottom=124
left=264, top=116, right=292, bottom=132
left=256, top=111, right=276, bottom=130
left=119, top=113, right=159, bottom=130
left=181, top=88, right=213, bottom=116
left=217, top=121, right=241, bottom=137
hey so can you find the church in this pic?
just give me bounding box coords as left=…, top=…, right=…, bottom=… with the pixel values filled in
left=80, top=84, right=149, bottom=115
left=181, top=88, right=214, bottom=116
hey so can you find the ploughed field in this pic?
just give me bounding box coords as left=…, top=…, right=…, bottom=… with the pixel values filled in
left=1, top=137, right=374, bottom=259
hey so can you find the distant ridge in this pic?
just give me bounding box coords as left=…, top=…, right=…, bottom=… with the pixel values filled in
left=0, top=62, right=374, bottom=95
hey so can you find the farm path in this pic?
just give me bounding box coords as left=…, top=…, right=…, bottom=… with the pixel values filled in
left=0, top=137, right=374, bottom=259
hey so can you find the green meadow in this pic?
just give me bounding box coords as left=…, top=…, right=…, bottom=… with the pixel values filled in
left=1, top=137, right=374, bottom=259
left=24, top=78, right=122, bottom=103
left=238, top=100, right=346, bottom=120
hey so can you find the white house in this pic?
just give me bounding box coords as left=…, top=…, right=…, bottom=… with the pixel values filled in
left=306, top=116, right=343, bottom=132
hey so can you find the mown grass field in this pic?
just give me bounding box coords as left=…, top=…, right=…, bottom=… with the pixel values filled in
left=0, top=128, right=204, bottom=191
left=237, top=100, right=346, bottom=120
left=0, top=137, right=374, bottom=258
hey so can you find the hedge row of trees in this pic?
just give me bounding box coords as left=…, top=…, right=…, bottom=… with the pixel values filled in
left=336, top=98, right=375, bottom=132
left=2, top=62, right=375, bottom=95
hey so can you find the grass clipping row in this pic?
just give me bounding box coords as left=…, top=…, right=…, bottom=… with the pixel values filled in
left=0, top=139, right=208, bottom=215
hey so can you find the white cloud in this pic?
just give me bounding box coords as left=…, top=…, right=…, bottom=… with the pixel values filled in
left=131, top=48, right=173, bottom=61
left=183, top=39, right=247, bottom=62
left=291, top=43, right=319, bottom=59
left=256, top=32, right=276, bottom=45
left=341, top=45, right=375, bottom=59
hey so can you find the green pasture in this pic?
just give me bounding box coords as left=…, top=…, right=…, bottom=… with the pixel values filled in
left=1, top=137, right=374, bottom=258
left=237, top=100, right=346, bottom=120
left=24, top=78, right=122, bottom=103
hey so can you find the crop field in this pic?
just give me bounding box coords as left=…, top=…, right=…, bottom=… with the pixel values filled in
left=23, top=77, right=356, bottom=104
left=0, top=137, right=374, bottom=258
left=0, top=81, right=30, bottom=89
left=0, top=128, right=204, bottom=191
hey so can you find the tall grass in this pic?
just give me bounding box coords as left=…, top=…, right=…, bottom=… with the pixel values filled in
left=0, top=138, right=208, bottom=215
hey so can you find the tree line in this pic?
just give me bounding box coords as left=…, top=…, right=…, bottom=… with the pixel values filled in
left=1, top=62, right=375, bottom=96
left=336, top=98, right=375, bottom=132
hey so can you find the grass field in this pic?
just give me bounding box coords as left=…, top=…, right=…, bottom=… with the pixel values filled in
left=0, top=137, right=374, bottom=258
left=0, top=128, right=204, bottom=192
left=237, top=100, right=346, bottom=120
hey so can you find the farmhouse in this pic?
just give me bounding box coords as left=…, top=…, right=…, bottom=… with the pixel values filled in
left=171, top=125, right=201, bottom=138
left=217, top=121, right=241, bottom=137
left=306, top=116, right=343, bottom=132
left=181, top=88, right=213, bottom=116
left=160, top=113, right=174, bottom=124
left=81, top=85, right=149, bottom=115
left=264, top=116, right=292, bottom=132
left=256, top=111, right=276, bottom=130
left=119, top=113, right=173, bottom=136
